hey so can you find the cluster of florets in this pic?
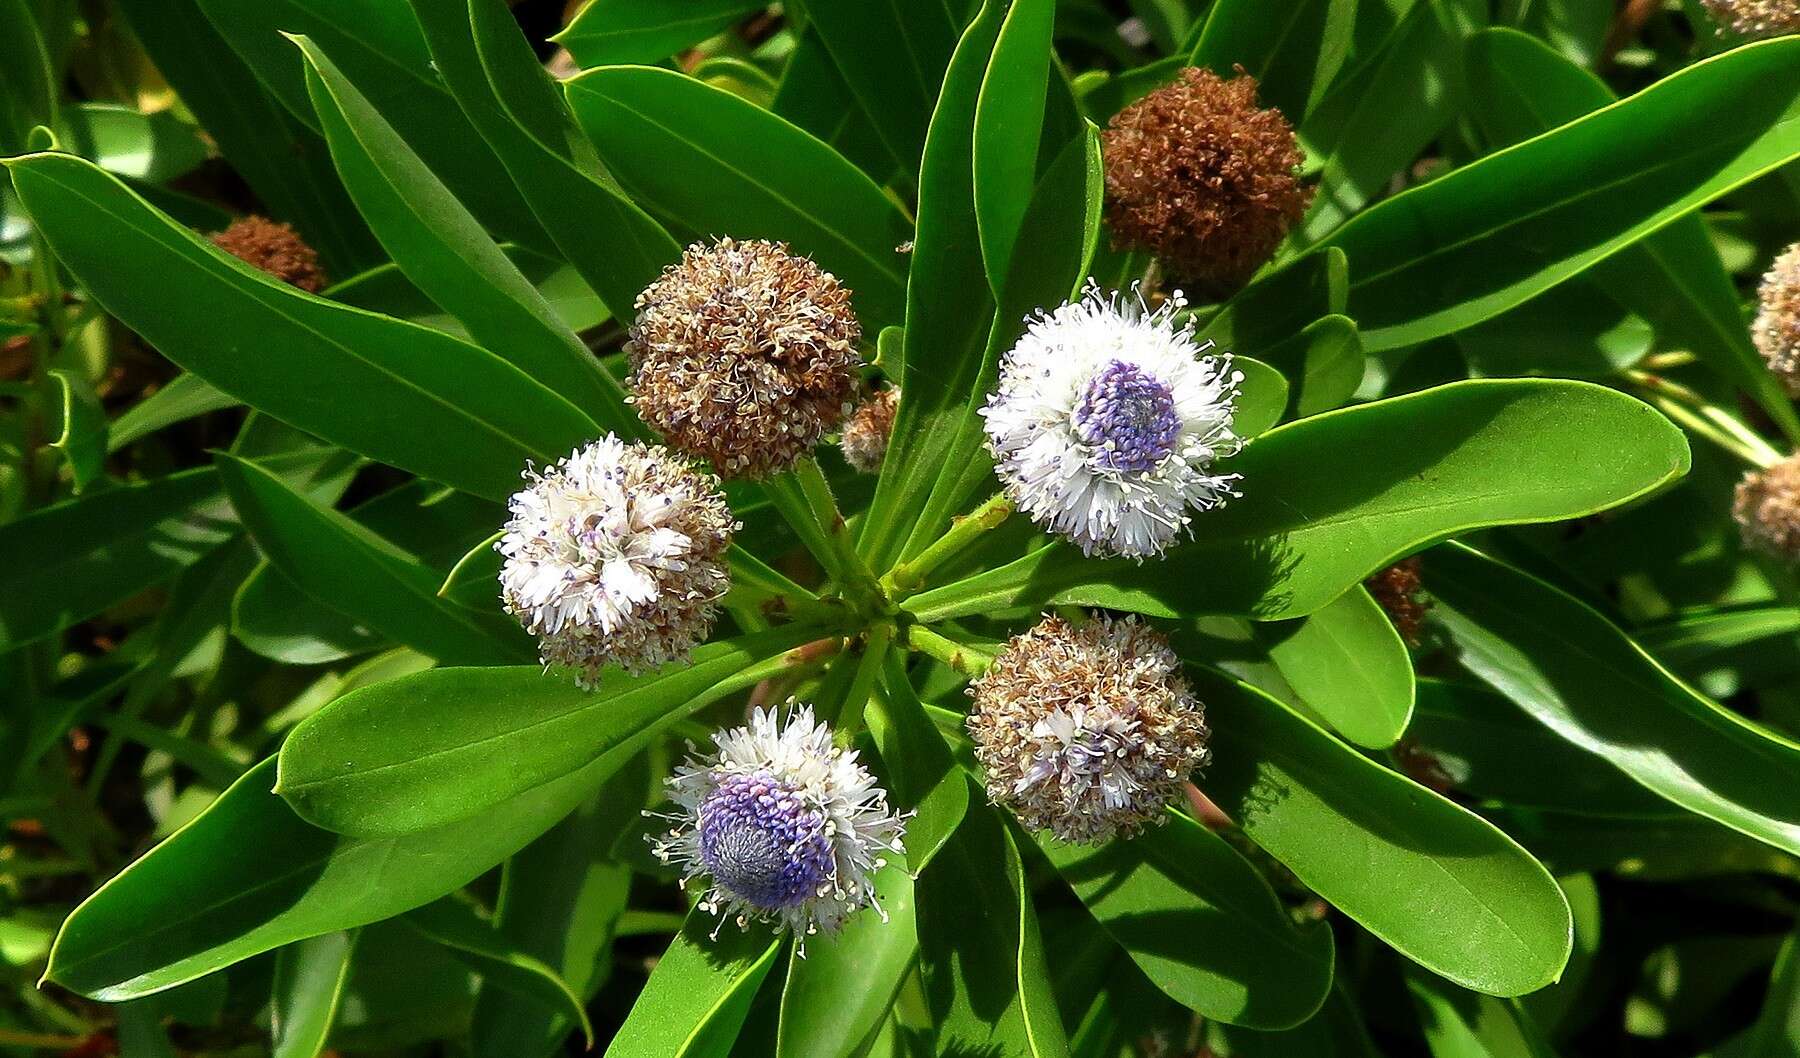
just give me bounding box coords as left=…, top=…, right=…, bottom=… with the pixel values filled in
left=650, top=703, right=906, bottom=942
left=1366, top=557, right=1430, bottom=646
left=628, top=238, right=864, bottom=480
left=1735, top=455, right=1800, bottom=561
left=497, top=435, right=736, bottom=686
left=1754, top=243, right=1800, bottom=396
left=210, top=215, right=327, bottom=293
left=966, top=614, right=1211, bottom=843
left=1702, top=0, right=1800, bottom=37
left=839, top=386, right=900, bottom=473
left=1102, top=67, right=1313, bottom=294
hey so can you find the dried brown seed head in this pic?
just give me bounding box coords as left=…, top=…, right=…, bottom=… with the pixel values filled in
left=629, top=238, right=863, bottom=480
left=1101, top=67, right=1313, bottom=296
left=1702, top=0, right=1800, bottom=36
left=839, top=386, right=899, bottom=473
left=210, top=216, right=327, bottom=293
left=1735, top=454, right=1800, bottom=560
left=1365, top=557, right=1430, bottom=647
left=1755, top=243, right=1800, bottom=397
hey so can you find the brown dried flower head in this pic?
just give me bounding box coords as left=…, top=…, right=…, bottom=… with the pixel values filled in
left=629, top=238, right=863, bottom=479
left=1101, top=67, right=1313, bottom=295
left=1735, top=454, right=1800, bottom=560
left=1365, top=557, right=1430, bottom=647
left=967, top=614, right=1211, bottom=844
left=1755, top=242, right=1800, bottom=396
left=1702, top=0, right=1800, bottom=37
left=840, top=386, right=899, bottom=473
left=210, top=216, right=327, bottom=293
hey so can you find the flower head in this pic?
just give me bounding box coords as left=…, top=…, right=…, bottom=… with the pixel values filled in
left=1735, top=454, right=1800, bottom=560
left=629, top=238, right=864, bottom=479
left=1365, top=557, right=1430, bottom=647
left=210, top=216, right=326, bottom=293
left=967, top=614, right=1210, bottom=843
left=1102, top=67, right=1312, bottom=294
left=651, top=703, right=906, bottom=940
left=497, top=435, right=735, bottom=686
left=1755, top=242, right=1800, bottom=396
left=840, top=386, right=900, bottom=473
left=1702, top=0, right=1800, bottom=37
left=980, top=284, right=1241, bottom=558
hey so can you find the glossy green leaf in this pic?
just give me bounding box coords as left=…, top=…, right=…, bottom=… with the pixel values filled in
left=770, top=28, right=897, bottom=182
left=918, top=800, right=1070, bottom=1058
left=801, top=0, right=960, bottom=174
left=1463, top=26, right=1800, bottom=444
left=47, top=367, right=105, bottom=492
left=1255, top=313, right=1363, bottom=419
left=44, top=748, right=626, bottom=1000
left=1321, top=36, right=1800, bottom=350
left=295, top=35, right=632, bottom=433
left=973, top=0, right=1054, bottom=287
left=276, top=626, right=823, bottom=836
left=107, top=373, right=238, bottom=453
left=868, top=652, right=970, bottom=872
left=564, top=66, right=912, bottom=329
left=1195, top=246, right=1348, bottom=353
left=555, top=0, right=763, bottom=67
left=57, top=103, right=207, bottom=184
left=408, top=0, right=682, bottom=324
left=904, top=379, right=1689, bottom=623
left=1217, top=983, right=1383, bottom=1058
left=1188, top=0, right=1356, bottom=119
left=1231, top=356, right=1291, bottom=440
left=195, top=0, right=548, bottom=250
left=402, top=897, right=592, bottom=1047
left=271, top=931, right=356, bottom=1058
left=1191, top=665, right=1573, bottom=995
left=218, top=454, right=530, bottom=668
left=1254, top=584, right=1414, bottom=747
left=1426, top=542, right=1800, bottom=857
left=1405, top=970, right=1558, bottom=1058
left=0, top=0, right=55, bottom=152
left=1039, top=812, right=1334, bottom=1028
left=7, top=153, right=596, bottom=501
left=603, top=915, right=782, bottom=1058
left=775, top=865, right=916, bottom=1058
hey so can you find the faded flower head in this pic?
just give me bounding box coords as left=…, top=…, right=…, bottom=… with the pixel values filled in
left=1102, top=67, right=1313, bottom=294
left=967, top=614, right=1211, bottom=843
left=629, top=238, right=863, bottom=479
left=651, top=702, right=906, bottom=940
left=210, top=216, right=327, bottom=293
left=1754, top=243, right=1800, bottom=396
left=1366, top=557, right=1430, bottom=647
left=980, top=284, right=1241, bottom=559
left=1734, top=454, right=1800, bottom=560
left=497, top=435, right=735, bottom=686
left=840, top=386, right=900, bottom=473
left=1702, top=0, right=1800, bottom=37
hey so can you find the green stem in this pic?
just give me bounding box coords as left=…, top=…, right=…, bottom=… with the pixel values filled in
left=791, top=455, right=884, bottom=611
left=832, top=623, right=894, bottom=746
left=884, top=492, right=1013, bottom=599
left=903, top=624, right=994, bottom=678
left=0, top=1029, right=90, bottom=1051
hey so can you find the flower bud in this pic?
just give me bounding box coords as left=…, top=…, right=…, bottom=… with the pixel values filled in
left=1735, top=455, right=1800, bottom=561
left=209, top=216, right=327, bottom=293
left=839, top=386, right=899, bottom=473
left=1755, top=242, right=1800, bottom=396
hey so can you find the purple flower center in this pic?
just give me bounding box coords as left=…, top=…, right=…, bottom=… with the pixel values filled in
left=698, top=771, right=834, bottom=910
left=1071, top=360, right=1180, bottom=472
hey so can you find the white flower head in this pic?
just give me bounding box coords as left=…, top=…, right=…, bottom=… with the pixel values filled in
left=497, top=435, right=736, bottom=687
left=980, top=283, right=1242, bottom=559
left=651, top=702, right=906, bottom=944
left=967, top=614, right=1210, bottom=844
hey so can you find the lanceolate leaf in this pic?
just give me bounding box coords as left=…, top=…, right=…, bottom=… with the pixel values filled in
left=1188, top=0, right=1357, bottom=120
left=868, top=652, right=971, bottom=872
left=801, top=0, right=962, bottom=175
left=554, top=0, right=764, bottom=67
left=973, top=0, right=1055, bottom=288
left=1321, top=35, right=1800, bottom=350
left=1190, top=666, right=1573, bottom=996
left=564, top=66, right=912, bottom=328
left=903, top=379, right=1689, bottom=623
left=774, top=866, right=917, bottom=1058
left=0, top=0, right=56, bottom=153
left=603, top=915, right=782, bottom=1058
left=1426, top=542, right=1800, bottom=858
left=401, top=897, right=593, bottom=1047
left=6, top=153, right=597, bottom=501
left=270, top=931, right=356, bottom=1058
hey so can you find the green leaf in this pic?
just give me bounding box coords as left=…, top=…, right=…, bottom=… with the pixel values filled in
left=294, top=35, right=634, bottom=434
left=1217, top=983, right=1383, bottom=1058
left=775, top=865, right=916, bottom=1058
left=47, top=367, right=105, bottom=492
left=1425, top=542, right=1800, bottom=858
left=1230, top=355, right=1290, bottom=439
left=195, top=0, right=549, bottom=251
left=217, top=454, right=531, bottom=667
left=57, top=103, right=207, bottom=184
left=801, top=0, right=960, bottom=175
left=1321, top=35, right=1800, bottom=350
left=1405, top=970, right=1559, bottom=1058
left=1256, top=314, right=1363, bottom=419
left=275, top=627, right=824, bottom=836
left=44, top=749, right=625, bottom=1001
left=1039, top=812, right=1335, bottom=1028
left=1190, top=665, right=1573, bottom=996
left=1253, top=585, right=1415, bottom=747
left=603, top=915, right=782, bottom=1058
left=771, top=28, right=898, bottom=182
left=918, top=800, right=1070, bottom=1058
left=555, top=0, right=764, bottom=67
left=973, top=0, right=1054, bottom=287
left=1188, top=0, right=1357, bottom=120
left=271, top=931, right=356, bottom=1058
left=108, top=373, right=238, bottom=453
left=564, top=65, right=912, bottom=329
left=408, top=0, right=682, bottom=325
left=868, top=652, right=970, bottom=872
left=1463, top=26, right=1800, bottom=445
left=1724, top=931, right=1800, bottom=1058
left=402, top=897, right=593, bottom=1048
left=6, top=152, right=597, bottom=501
left=903, top=379, right=1689, bottom=623
left=1195, top=246, right=1347, bottom=353
left=0, top=0, right=56, bottom=153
